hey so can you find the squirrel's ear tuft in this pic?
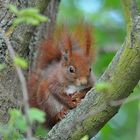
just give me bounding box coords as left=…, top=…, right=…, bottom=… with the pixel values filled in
left=61, top=50, right=69, bottom=62
left=84, top=24, right=95, bottom=62
left=72, top=22, right=95, bottom=59
left=85, top=25, right=92, bottom=57
left=60, top=29, right=73, bottom=62
left=65, top=34, right=72, bottom=58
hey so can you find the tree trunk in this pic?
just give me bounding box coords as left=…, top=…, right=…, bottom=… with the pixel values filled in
left=0, top=0, right=60, bottom=123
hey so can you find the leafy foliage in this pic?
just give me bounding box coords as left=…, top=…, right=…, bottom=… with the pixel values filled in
left=29, top=108, right=46, bottom=123
left=9, top=5, right=49, bottom=26
left=14, top=56, right=28, bottom=69
left=0, top=108, right=46, bottom=140
left=95, top=82, right=112, bottom=94
left=80, top=135, right=89, bottom=140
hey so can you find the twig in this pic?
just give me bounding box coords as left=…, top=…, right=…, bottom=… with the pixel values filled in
left=0, top=28, right=32, bottom=139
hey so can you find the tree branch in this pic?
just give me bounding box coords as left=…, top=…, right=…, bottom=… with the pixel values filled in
left=47, top=1, right=140, bottom=139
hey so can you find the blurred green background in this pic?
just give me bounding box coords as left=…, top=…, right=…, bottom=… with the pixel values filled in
left=57, top=0, right=140, bottom=140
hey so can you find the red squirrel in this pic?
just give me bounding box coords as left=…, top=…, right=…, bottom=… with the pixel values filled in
left=27, top=24, right=96, bottom=128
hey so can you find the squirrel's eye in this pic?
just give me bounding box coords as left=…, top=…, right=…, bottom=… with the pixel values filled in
left=68, top=66, right=75, bottom=73
left=89, top=68, right=91, bottom=72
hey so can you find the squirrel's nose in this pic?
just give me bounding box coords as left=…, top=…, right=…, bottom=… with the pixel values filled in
left=76, top=77, right=88, bottom=86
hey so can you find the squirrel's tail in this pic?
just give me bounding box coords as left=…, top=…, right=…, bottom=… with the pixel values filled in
left=27, top=72, right=40, bottom=108
left=27, top=39, right=61, bottom=107
left=27, top=30, right=62, bottom=106
left=37, top=39, right=61, bottom=70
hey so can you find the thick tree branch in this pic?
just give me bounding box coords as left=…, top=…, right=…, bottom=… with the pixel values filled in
left=47, top=1, right=140, bottom=139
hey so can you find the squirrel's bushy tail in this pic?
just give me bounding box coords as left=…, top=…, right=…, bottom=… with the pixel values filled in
left=37, top=39, right=61, bottom=70
left=27, top=72, right=40, bottom=108
left=27, top=37, right=62, bottom=107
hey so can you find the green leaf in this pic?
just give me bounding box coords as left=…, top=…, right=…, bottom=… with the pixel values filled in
left=9, top=4, right=18, bottom=14
left=29, top=108, right=46, bottom=123
left=23, top=18, right=40, bottom=25
left=13, top=18, right=26, bottom=26
left=8, top=109, right=27, bottom=133
left=18, top=8, right=39, bottom=16
left=14, top=17, right=39, bottom=26
left=80, top=135, right=89, bottom=140
left=35, top=125, right=48, bottom=138
left=9, top=5, right=49, bottom=26
left=15, top=117, right=27, bottom=133
left=31, top=14, right=49, bottom=22
left=95, top=82, right=112, bottom=94
left=17, top=8, right=48, bottom=25
left=14, top=56, right=28, bottom=69
left=9, top=109, right=22, bottom=119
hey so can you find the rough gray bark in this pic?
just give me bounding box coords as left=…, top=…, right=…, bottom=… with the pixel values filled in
left=0, top=0, right=60, bottom=122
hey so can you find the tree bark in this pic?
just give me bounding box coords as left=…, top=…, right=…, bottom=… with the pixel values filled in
left=0, top=0, right=60, bottom=122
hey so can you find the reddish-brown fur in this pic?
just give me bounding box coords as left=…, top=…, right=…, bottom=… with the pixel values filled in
left=27, top=24, right=96, bottom=128
left=37, top=40, right=61, bottom=69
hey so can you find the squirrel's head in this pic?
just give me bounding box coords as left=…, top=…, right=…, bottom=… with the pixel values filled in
left=60, top=26, right=95, bottom=87
left=61, top=51, right=92, bottom=87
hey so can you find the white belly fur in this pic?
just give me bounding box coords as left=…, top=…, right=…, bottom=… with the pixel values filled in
left=65, top=85, right=84, bottom=95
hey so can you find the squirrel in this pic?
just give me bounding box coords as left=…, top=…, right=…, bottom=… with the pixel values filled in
left=27, top=24, right=96, bottom=128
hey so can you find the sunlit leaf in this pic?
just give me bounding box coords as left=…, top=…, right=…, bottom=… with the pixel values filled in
left=14, top=17, right=39, bottom=26
left=8, top=109, right=22, bottom=119
left=35, top=125, right=48, bottom=138
left=80, top=135, right=89, bottom=140
left=14, top=56, right=28, bottom=69
left=9, top=5, right=49, bottom=26
left=29, top=108, right=46, bottom=123
left=18, top=8, right=39, bottom=16
left=15, top=116, right=27, bottom=133
left=95, top=82, right=112, bottom=94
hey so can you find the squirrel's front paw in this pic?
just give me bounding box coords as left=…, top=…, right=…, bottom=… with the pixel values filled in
left=55, top=107, right=68, bottom=121
left=67, top=100, right=77, bottom=108
left=71, top=92, right=86, bottom=101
